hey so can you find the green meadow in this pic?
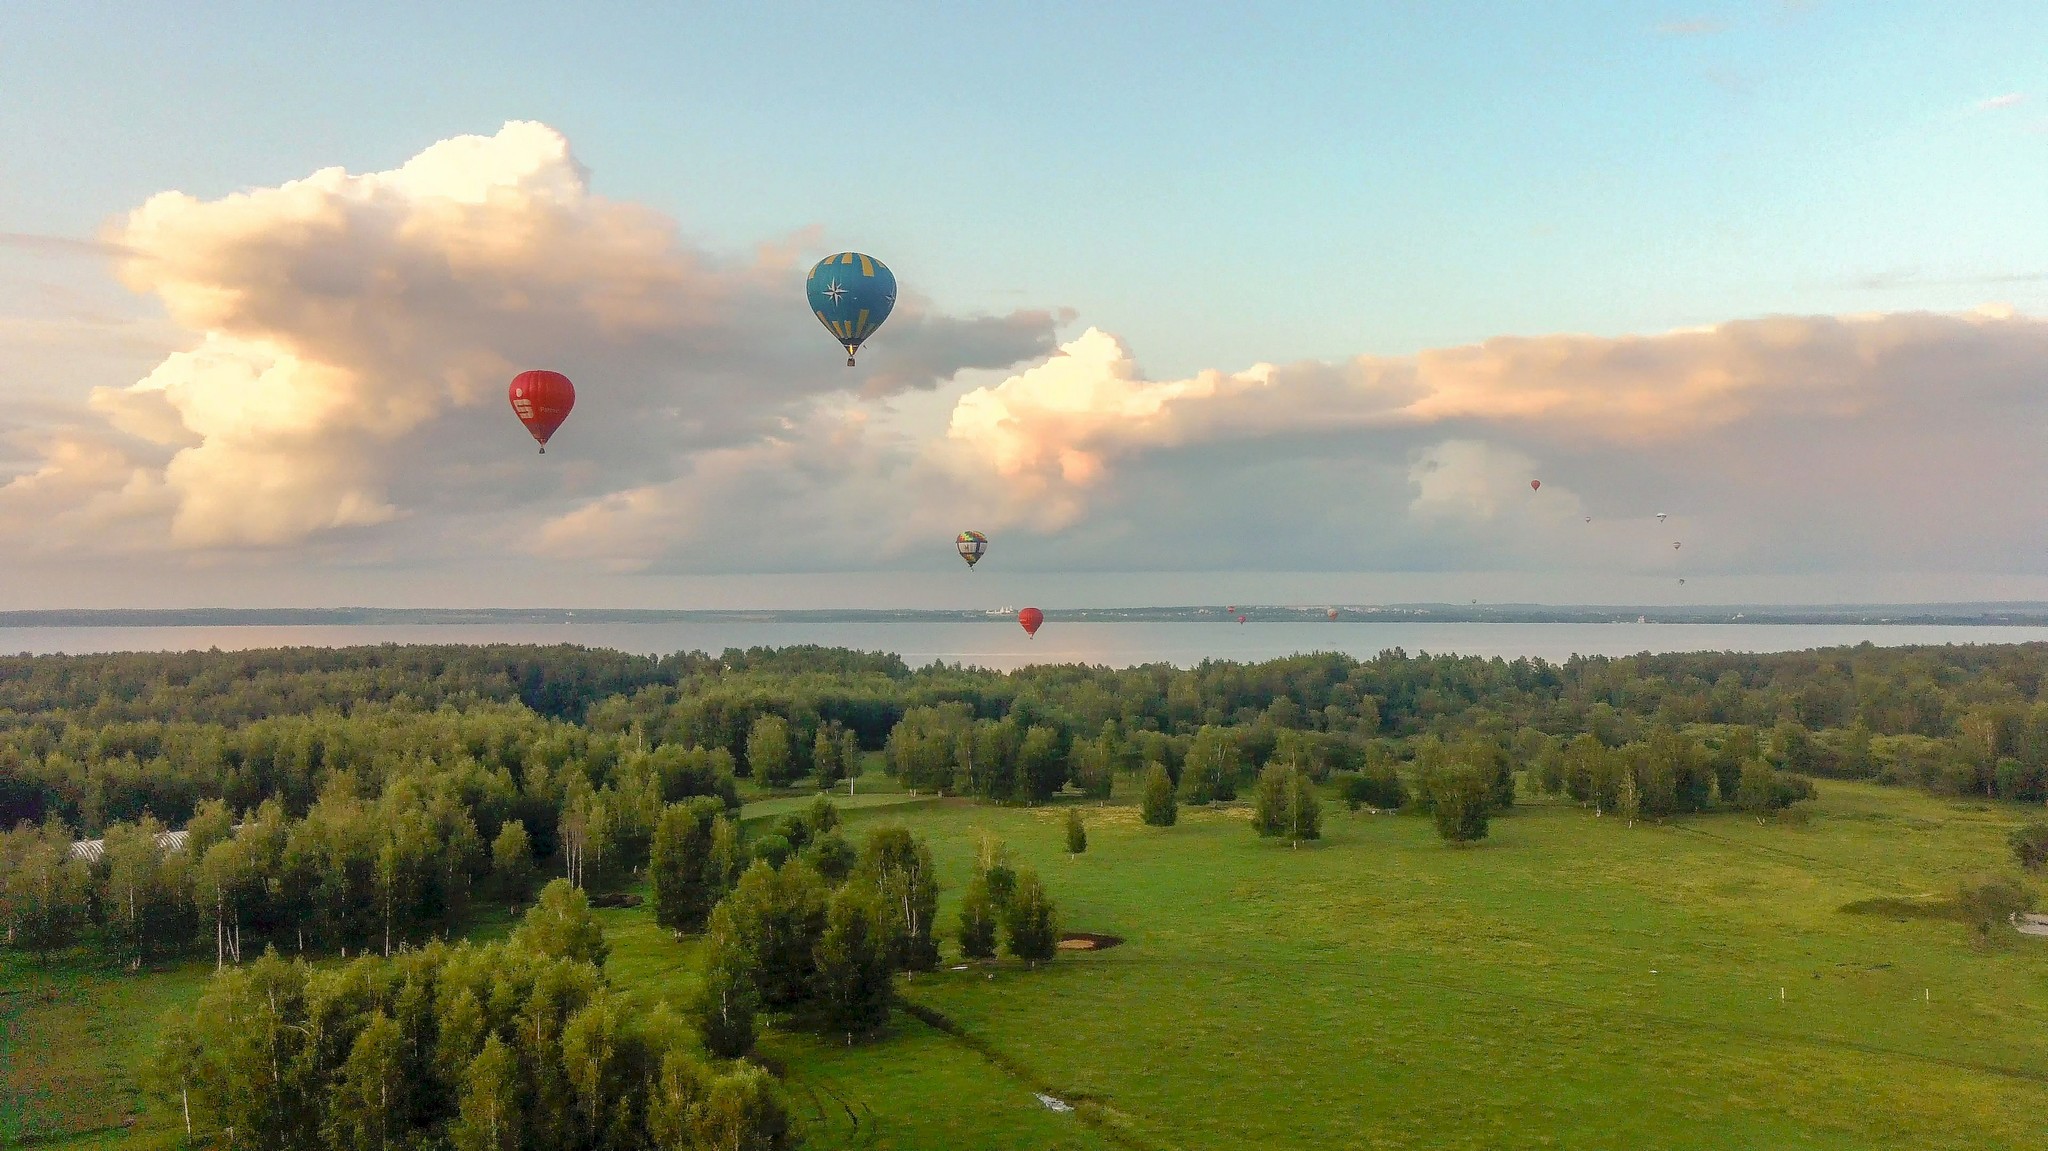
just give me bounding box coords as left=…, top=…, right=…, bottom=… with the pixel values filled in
left=10, top=777, right=2047, bottom=1150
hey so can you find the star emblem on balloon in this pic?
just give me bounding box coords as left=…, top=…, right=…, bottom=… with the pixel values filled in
left=824, top=281, right=846, bottom=303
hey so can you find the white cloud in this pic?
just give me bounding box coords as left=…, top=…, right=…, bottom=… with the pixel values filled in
left=1, top=121, right=1056, bottom=552
left=8, top=121, right=2048, bottom=592
left=1978, top=93, right=2026, bottom=111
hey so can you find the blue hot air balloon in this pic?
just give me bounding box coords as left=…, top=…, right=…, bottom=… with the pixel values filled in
left=807, top=252, right=896, bottom=366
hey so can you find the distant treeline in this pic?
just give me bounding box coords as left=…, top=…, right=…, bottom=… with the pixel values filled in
left=9, top=640, right=2048, bottom=966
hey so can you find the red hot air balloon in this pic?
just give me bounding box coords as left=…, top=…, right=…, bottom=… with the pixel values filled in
left=1327, top=608, right=1339, bottom=621
left=1237, top=614, right=1247, bottom=624
left=509, top=370, right=576, bottom=453
left=1018, top=607, right=1044, bottom=637
left=1530, top=479, right=1541, bottom=491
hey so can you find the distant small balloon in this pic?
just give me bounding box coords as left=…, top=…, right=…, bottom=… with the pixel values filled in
left=1674, top=541, right=1682, bottom=550
left=1657, top=512, right=1668, bottom=522
left=1327, top=608, right=1339, bottom=621
left=1530, top=479, right=1541, bottom=491
left=1237, top=614, right=1246, bottom=624
left=955, top=530, right=988, bottom=569
left=1018, top=607, right=1043, bottom=637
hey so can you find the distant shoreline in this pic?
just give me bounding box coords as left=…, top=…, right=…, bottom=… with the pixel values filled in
left=3, top=605, right=2048, bottom=628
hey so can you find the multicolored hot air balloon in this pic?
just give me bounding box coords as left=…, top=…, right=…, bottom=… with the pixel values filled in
left=1018, top=607, right=1043, bottom=637
left=1530, top=479, right=1541, bottom=491
left=956, top=530, right=989, bottom=569
left=509, top=370, right=575, bottom=453
left=1327, top=608, right=1339, bottom=621
left=807, top=252, right=896, bottom=366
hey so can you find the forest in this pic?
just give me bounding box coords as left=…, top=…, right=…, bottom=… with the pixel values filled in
left=6, top=639, right=2048, bottom=1148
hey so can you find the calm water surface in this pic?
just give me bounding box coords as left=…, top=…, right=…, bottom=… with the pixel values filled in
left=0, top=621, right=2042, bottom=670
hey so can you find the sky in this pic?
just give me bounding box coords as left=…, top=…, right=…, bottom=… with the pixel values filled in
left=4, top=1, right=2048, bottom=609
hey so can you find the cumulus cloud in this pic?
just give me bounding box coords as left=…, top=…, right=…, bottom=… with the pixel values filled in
left=918, top=310, right=2048, bottom=575
left=1978, top=93, right=2026, bottom=111
left=9, top=121, right=2048, bottom=588
left=1, top=121, right=1057, bottom=551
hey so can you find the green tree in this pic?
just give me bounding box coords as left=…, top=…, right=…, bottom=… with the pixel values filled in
left=805, top=832, right=857, bottom=883
left=1253, top=764, right=1289, bottom=836
left=491, top=819, right=535, bottom=905
left=813, top=884, right=894, bottom=1037
left=1064, top=808, right=1087, bottom=856
left=1617, top=761, right=1641, bottom=826
left=448, top=1034, right=522, bottom=1151
left=1, top=818, right=89, bottom=963
left=1286, top=765, right=1322, bottom=844
left=752, top=833, right=794, bottom=870
left=1003, top=869, right=1059, bottom=965
left=2011, top=822, right=2048, bottom=872
left=327, top=1011, right=406, bottom=1151
left=855, top=826, right=940, bottom=972
left=1423, top=764, right=1491, bottom=844
left=747, top=714, right=795, bottom=787
left=712, top=860, right=830, bottom=1007
left=691, top=1061, right=796, bottom=1151
left=1179, top=726, right=1238, bottom=804
left=1736, top=757, right=1778, bottom=823
left=956, top=872, right=998, bottom=960
left=693, top=934, right=760, bottom=1058
left=194, top=837, right=255, bottom=968
left=805, top=793, right=842, bottom=837
left=1256, top=764, right=1323, bottom=844
left=813, top=728, right=843, bottom=789
left=1141, top=762, right=1178, bottom=827
left=651, top=799, right=722, bottom=935
left=1017, top=725, right=1069, bottom=802
left=1956, top=874, right=2034, bottom=946
left=516, top=879, right=609, bottom=966
left=144, top=1010, right=203, bottom=1141
left=101, top=815, right=188, bottom=968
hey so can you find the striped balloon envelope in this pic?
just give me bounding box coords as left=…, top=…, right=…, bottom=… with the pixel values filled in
left=807, top=252, right=896, bottom=366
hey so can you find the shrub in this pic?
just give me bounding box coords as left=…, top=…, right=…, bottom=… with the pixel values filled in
left=2011, top=822, right=2048, bottom=872
left=1141, top=763, right=1178, bottom=827
left=1423, top=765, right=1491, bottom=844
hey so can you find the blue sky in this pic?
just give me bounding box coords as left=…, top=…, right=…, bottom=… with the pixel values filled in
left=3, top=2, right=2048, bottom=607
left=9, top=2, right=2047, bottom=367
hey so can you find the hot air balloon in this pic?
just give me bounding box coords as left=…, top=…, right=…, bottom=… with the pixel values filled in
left=1656, top=512, right=1668, bottom=522
left=1327, top=608, right=1339, bottom=620
left=1237, top=614, right=1246, bottom=624
left=1585, top=516, right=1593, bottom=523
left=1530, top=479, right=1542, bottom=491
left=1678, top=578, right=1687, bottom=584
left=1018, top=607, right=1043, bottom=637
left=509, top=370, right=575, bottom=453
left=1673, top=541, right=1682, bottom=550
left=956, top=530, right=989, bottom=569
left=807, top=252, right=896, bottom=366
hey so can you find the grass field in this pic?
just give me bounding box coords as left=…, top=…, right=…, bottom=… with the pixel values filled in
left=9, top=777, right=2047, bottom=1149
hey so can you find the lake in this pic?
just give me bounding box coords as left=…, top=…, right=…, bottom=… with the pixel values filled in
left=0, top=621, right=2042, bottom=670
